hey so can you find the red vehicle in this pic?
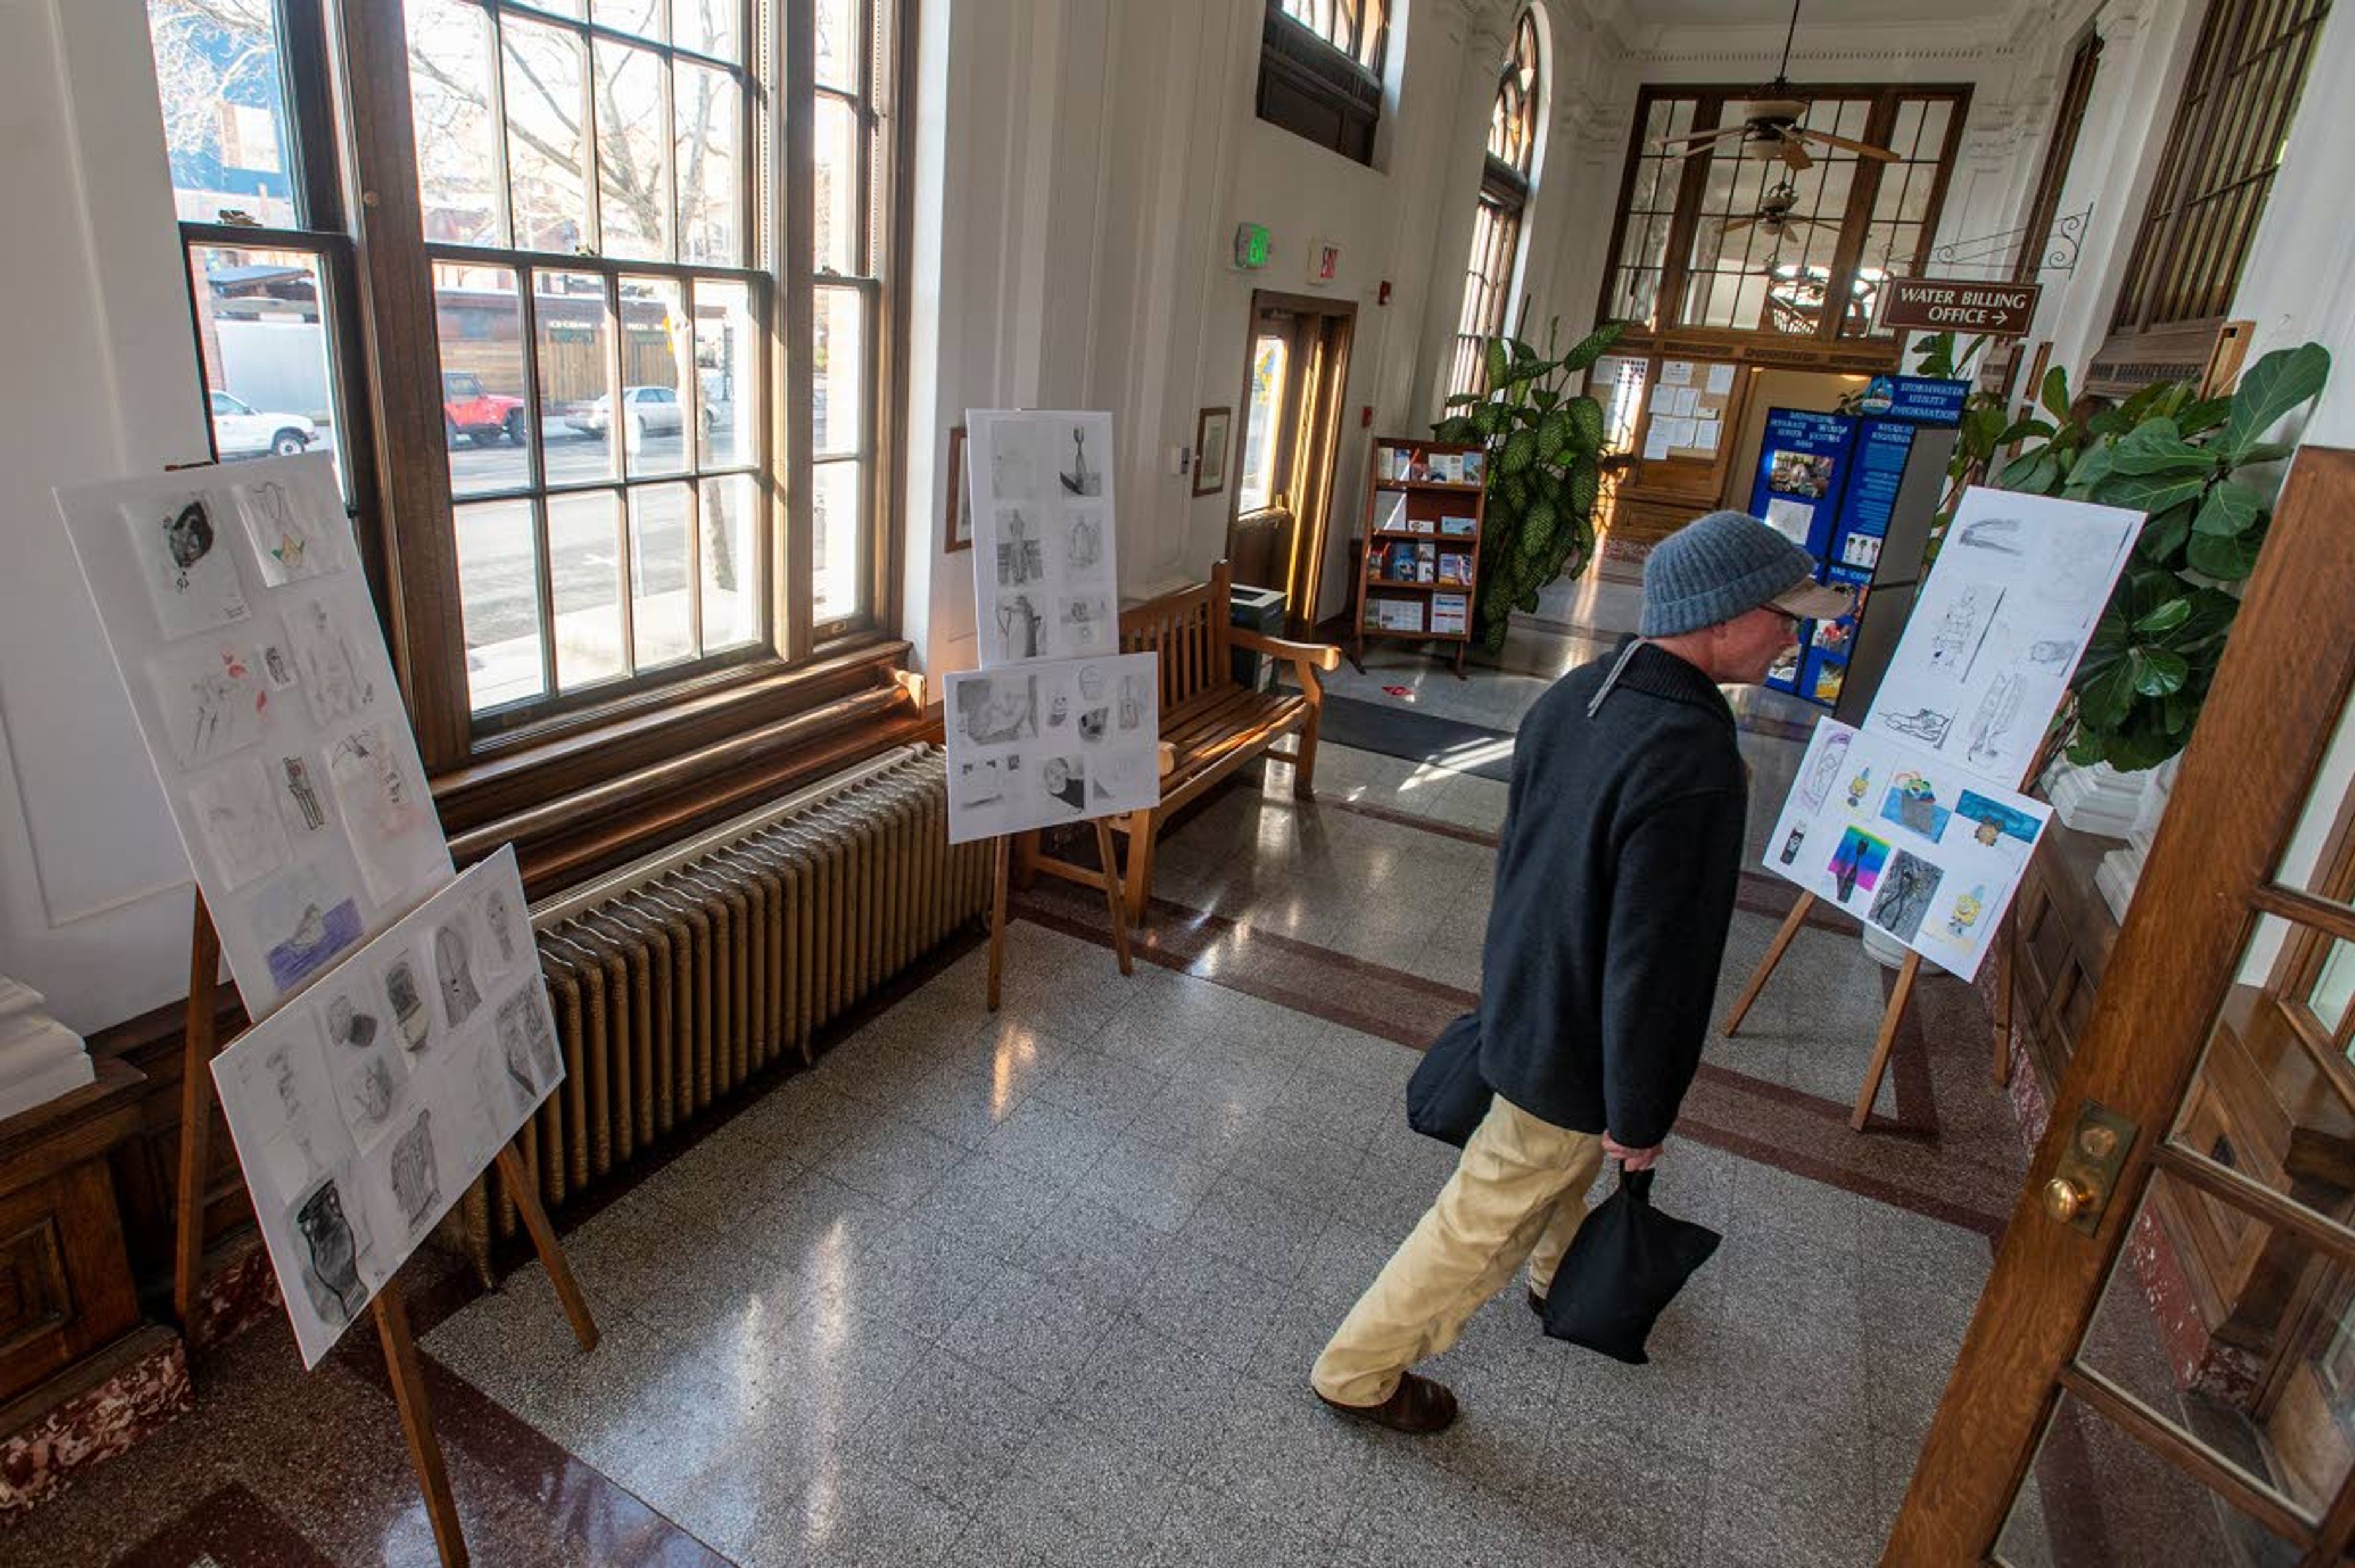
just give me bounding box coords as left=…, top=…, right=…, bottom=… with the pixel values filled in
left=442, top=370, right=529, bottom=446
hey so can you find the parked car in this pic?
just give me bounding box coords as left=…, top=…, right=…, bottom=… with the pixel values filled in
left=443, top=370, right=530, bottom=446
left=567, top=385, right=712, bottom=445
left=209, top=391, right=315, bottom=457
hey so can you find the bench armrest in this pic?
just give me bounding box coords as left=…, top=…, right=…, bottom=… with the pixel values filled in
left=1230, top=626, right=1343, bottom=679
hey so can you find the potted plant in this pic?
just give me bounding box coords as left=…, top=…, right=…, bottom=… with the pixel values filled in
left=1431, top=319, right=1627, bottom=654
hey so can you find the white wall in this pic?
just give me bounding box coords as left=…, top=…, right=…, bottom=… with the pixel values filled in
left=0, top=0, right=215, bottom=1036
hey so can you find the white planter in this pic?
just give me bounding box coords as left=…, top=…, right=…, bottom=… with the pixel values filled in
left=2046, top=759, right=2153, bottom=839
left=1860, top=924, right=1911, bottom=971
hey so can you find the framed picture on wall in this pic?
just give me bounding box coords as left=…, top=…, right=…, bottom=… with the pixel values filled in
left=944, top=423, right=973, bottom=553
left=1193, top=406, right=1232, bottom=498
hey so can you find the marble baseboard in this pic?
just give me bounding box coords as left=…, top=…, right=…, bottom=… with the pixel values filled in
left=188, top=1236, right=285, bottom=1355
left=0, top=1326, right=190, bottom=1519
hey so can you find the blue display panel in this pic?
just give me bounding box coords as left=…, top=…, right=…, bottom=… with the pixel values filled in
left=1855, top=374, right=1969, bottom=425
left=1749, top=409, right=1854, bottom=564
left=1831, top=419, right=1919, bottom=562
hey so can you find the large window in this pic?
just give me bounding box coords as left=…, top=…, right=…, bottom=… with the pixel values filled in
left=2106, top=0, right=2326, bottom=342
left=1257, top=0, right=1388, bottom=165
left=2015, top=31, right=2100, bottom=285
left=1599, top=84, right=1969, bottom=344
left=1446, top=10, right=1542, bottom=399
left=148, top=0, right=906, bottom=784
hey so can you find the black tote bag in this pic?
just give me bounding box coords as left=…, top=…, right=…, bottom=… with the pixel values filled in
left=1542, top=1165, right=1720, bottom=1364
left=1406, top=1011, right=1493, bottom=1147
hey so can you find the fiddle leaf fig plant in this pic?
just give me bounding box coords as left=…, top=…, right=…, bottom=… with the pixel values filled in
left=1982, top=340, right=2330, bottom=772
left=1433, top=318, right=1626, bottom=654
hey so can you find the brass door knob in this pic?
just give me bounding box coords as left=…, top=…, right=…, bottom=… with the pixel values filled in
left=2045, top=1176, right=2094, bottom=1223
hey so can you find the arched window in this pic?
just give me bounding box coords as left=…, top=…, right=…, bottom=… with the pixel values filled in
left=1447, top=9, right=1542, bottom=399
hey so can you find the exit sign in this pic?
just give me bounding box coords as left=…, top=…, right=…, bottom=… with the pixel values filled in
left=1234, top=223, right=1271, bottom=269
left=1309, top=239, right=1341, bottom=285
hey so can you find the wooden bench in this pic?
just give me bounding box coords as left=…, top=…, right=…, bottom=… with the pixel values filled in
left=1023, top=560, right=1341, bottom=923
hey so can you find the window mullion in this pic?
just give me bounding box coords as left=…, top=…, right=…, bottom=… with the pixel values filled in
left=779, top=0, right=814, bottom=660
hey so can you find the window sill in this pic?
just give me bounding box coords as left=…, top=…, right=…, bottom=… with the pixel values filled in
left=434, top=634, right=925, bottom=893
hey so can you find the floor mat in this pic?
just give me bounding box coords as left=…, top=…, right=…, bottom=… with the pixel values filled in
left=1308, top=691, right=1517, bottom=781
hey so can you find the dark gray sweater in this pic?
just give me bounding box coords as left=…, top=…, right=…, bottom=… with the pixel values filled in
left=1475, top=641, right=1748, bottom=1148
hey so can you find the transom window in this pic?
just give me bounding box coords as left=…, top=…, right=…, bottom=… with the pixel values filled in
left=1601, top=84, right=1969, bottom=343
left=1257, top=0, right=1390, bottom=166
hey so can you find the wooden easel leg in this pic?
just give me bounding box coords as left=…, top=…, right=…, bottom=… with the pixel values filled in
left=1991, top=913, right=2016, bottom=1088
left=175, top=894, right=223, bottom=1330
left=1850, top=951, right=1923, bottom=1133
left=1722, top=892, right=1815, bottom=1038
left=1092, top=820, right=1134, bottom=977
left=373, top=1271, right=469, bottom=1568
left=986, top=835, right=1010, bottom=1013
left=493, top=1144, right=598, bottom=1352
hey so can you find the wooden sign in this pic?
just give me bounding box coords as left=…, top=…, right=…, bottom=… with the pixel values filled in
left=1874, top=278, right=2042, bottom=337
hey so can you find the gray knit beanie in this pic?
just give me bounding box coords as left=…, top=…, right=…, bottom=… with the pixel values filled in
left=1639, top=510, right=1837, bottom=637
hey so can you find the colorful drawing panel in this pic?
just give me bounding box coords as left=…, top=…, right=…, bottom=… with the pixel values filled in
left=1762, top=717, right=2051, bottom=981
left=56, top=454, right=453, bottom=1020
left=210, top=847, right=559, bottom=1368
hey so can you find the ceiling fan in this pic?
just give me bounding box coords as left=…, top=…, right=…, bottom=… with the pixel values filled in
left=1720, top=180, right=1826, bottom=235
left=1652, top=0, right=1901, bottom=172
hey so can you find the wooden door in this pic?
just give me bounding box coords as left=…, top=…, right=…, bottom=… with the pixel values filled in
left=1230, top=293, right=1353, bottom=627
left=1886, top=446, right=2355, bottom=1564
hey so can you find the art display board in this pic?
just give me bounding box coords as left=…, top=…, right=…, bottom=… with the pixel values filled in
left=943, top=653, right=1161, bottom=844
left=1762, top=719, right=2051, bottom=980
left=55, top=453, right=451, bottom=1019
left=965, top=410, right=1120, bottom=666
left=210, top=846, right=561, bottom=1367
left=1859, top=486, right=2141, bottom=791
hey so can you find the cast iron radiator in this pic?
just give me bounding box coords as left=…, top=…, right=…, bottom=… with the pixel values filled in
left=451, top=744, right=992, bottom=1275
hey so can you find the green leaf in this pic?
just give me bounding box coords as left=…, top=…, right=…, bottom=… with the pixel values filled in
left=1560, top=320, right=1627, bottom=375
left=1474, top=404, right=1509, bottom=440
left=1517, top=587, right=1542, bottom=613
left=1566, top=396, right=1606, bottom=453
left=2176, top=396, right=2232, bottom=437
left=2075, top=657, right=2139, bottom=732
left=1999, top=416, right=2056, bottom=445
left=2192, top=483, right=2262, bottom=537
left=2094, top=470, right=2209, bottom=515
left=1499, top=427, right=1537, bottom=475
left=2173, top=587, right=2238, bottom=647
left=2186, top=522, right=2264, bottom=580
left=1484, top=337, right=1510, bottom=392
left=2040, top=364, right=2072, bottom=422
left=1442, top=392, right=1484, bottom=408
left=1998, top=448, right=2059, bottom=493
left=1535, top=407, right=1574, bottom=466
left=2223, top=342, right=2330, bottom=462
left=1432, top=416, right=1476, bottom=443
left=2108, top=419, right=2210, bottom=476
left=2129, top=646, right=2189, bottom=696
left=1568, top=458, right=1601, bottom=522
left=2064, top=442, right=2117, bottom=497
left=2134, top=501, right=2193, bottom=562
left=2234, top=440, right=2296, bottom=467
left=1531, top=388, right=1560, bottom=412
left=2132, top=598, right=2192, bottom=635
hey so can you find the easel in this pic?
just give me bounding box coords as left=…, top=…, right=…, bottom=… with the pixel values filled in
left=986, top=819, right=1133, bottom=1009
left=175, top=892, right=599, bottom=1568
left=1723, top=729, right=2069, bottom=1133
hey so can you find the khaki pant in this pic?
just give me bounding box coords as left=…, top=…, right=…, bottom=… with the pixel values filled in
left=1312, top=1096, right=1604, bottom=1407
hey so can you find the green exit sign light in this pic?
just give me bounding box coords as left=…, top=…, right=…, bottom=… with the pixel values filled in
left=1235, top=223, right=1271, bottom=269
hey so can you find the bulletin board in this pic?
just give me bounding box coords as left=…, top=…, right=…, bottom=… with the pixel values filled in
left=1639, top=359, right=1739, bottom=462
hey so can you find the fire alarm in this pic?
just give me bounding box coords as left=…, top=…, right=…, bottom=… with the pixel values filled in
left=1361, top=405, right=1373, bottom=428
left=1378, top=280, right=1392, bottom=305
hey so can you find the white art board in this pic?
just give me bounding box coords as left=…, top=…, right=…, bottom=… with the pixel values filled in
left=1762, top=719, right=2051, bottom=981
left=966, top=410, right=1119, bottom=666
left=943, top=654, right=1162, bottom=844
left=210, top=847, right=561, bottom=1367
left=55, top=454, right=452, bottom=1020
left=1862, top=486, right=2142, bottom=791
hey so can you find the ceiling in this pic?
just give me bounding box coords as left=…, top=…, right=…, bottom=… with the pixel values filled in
left=1621, top=0, right=2010, bottom=25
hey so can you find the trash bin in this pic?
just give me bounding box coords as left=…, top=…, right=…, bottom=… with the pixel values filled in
left=1229, top=584, right=1288, bottom=692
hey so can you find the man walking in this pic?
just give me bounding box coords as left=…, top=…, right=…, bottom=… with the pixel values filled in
left=1311, top=511, right=1851, bottom=1433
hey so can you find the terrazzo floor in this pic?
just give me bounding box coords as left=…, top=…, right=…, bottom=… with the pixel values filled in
left=3, top=579, right=2075, bottom=1567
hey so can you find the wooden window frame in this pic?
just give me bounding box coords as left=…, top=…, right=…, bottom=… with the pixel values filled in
left=1594, top=82, right=1972, bottom=350
left=2101, top=0, right=2327, bottom=364
left=1446, top=9, right=1542, bottom=400
left=2015, top=28, right=2101, bottom=285
left=312, top=0, right=920, bottom=857
left=1256, top=0, right=1387, bottom=166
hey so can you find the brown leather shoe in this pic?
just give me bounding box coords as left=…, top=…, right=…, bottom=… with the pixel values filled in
left=1314, top=1372, right=1458, bottom=1434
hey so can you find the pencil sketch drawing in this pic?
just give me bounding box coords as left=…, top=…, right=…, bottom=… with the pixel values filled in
left=435, top=917, right=484, bottom=1028
left=1799, top=729, right=1853, bottom=813
left=148, top=641, right=272, bottom=771
left=285, top=597, right=375, bottom=725
left=387, top=1107, right=440, bottom=1233
left=236, top=478, right=342, bottom=586
left=1929, top=584, right=2002, bottom=682
left=1881, top=707, right=1953, bottom=748
left=126, top=492, right=251, bottom=638
left=1059, top=424, right=1102, bottom=496
left=293, top=1174, right=365, bottom=1328
left=1955, top=516, right=2024, bottom=556
left=956, top=674, right=1039, bottom=745
left=995, top=507, right=1046, bottom=586
left=1966, top=671, right=2028, bottom=773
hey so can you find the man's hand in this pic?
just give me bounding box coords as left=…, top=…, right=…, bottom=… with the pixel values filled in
left=1603, top=1133, right=1662, bottom=1171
